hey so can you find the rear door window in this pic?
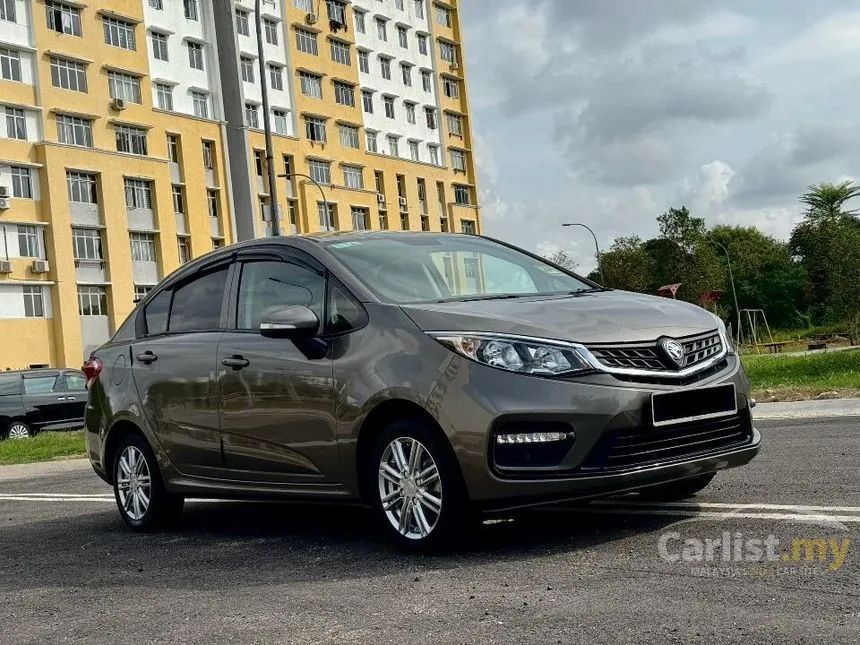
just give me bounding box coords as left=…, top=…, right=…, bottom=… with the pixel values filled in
left=62, top=373, right=87, bottom=392
left=168, top=268, right=229, bottom=333
left=22, top=374, right=60, bottom=395
left=0, top=373, right=21, bottom=396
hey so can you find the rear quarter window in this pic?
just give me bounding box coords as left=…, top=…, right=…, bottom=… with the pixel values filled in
left=0, top=373, right=21, bottom=396
left=22, top=374, right=60, bottom=395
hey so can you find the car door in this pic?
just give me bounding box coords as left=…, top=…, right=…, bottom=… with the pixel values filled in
left=21, top=371, right=66, bottom=432
left=216, top=250, right=337, bottom=483
left=0, top=373, right=25, bottom=434
left=57, top=371, right=88, bottom=428
left=130, top=262, right=231, bottom=478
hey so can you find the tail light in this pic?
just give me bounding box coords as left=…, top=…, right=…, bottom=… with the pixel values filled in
left=82, top=357, right=103, bottom=390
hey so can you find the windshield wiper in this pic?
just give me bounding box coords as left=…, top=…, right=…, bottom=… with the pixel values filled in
left=440, top=294, right=527, bottom=303
left=571, top=287, right=611, bottom=294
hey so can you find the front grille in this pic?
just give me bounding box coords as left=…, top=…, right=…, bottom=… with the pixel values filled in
left=587, top=330, right=723, bottom=374
left=582, top=412, right=752, bottom=472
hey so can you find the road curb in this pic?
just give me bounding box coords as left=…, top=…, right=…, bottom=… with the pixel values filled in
left=754, top=398, right=860, bottom=420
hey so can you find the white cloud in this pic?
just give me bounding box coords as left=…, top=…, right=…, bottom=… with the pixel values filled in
left=763, top=12, right=860, bottom=65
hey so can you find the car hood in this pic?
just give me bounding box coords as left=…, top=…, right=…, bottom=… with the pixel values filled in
left=400, top=290, right=718, bottom=344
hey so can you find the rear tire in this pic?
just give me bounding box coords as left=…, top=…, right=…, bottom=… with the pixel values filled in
left=112, top=433, right=184, bottom=531
left=5, top=421, right=33, bottom=440
left=639, top=473, right=716, bottom=501
left=369, top=419, right=473, bottom=551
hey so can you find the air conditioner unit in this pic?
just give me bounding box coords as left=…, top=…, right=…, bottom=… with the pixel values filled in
left=111, top=98, right=127, bottom=111
left=0, top=186, right=9, bottom=198
left=30, top=260, right=50, bottom=274
left=399, top=197, right=408, bottom=210
left=305, top=13, right=318, bottom=25
left=0, top=197, right=9, bottom=211
left=0, top=260, right=11, bottom=274
left=376, top=193, right=386, bottom=206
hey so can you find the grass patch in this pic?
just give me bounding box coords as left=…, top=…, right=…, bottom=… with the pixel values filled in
left=742, top=350, right=860, bottom=401
left=0, top=430, right=86, bottom=466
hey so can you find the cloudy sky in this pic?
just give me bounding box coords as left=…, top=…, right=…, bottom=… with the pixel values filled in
left=460, top=0, right=860, bottom=271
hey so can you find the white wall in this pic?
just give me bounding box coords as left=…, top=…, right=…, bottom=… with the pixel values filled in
left=0, top=0, right=33, bottom=49
left=0, top=284, right=53, bottom=319
left=353, top=0, right=443, bottom=164
left=0, top=104, right=41, bottom=142
left=0, top=164, right=41, bottom=201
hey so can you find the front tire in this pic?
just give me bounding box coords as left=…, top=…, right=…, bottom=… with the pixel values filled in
left=639, top=473, right=716, bottom=501
left=112, top=433, right=183, bottom=531
left=6, top=421, right=33, bottom=440
left=370, top=420, right=471, bottom=550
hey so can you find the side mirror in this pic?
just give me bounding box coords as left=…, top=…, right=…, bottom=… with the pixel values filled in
left=259, top=305, right=319, bottom=339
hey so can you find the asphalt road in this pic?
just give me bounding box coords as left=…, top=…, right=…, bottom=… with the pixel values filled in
left=0, top=418, right=858, bottom=645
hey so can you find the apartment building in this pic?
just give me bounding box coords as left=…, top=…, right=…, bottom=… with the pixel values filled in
left=0, top=0, right=480, bottom=369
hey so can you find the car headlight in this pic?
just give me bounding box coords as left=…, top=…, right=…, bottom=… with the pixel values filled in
left=429, top=333, right=596, bottom=377
left=714, top=316, right=736, bottom=355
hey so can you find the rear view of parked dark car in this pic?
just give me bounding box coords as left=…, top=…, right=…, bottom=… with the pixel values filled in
left=0, top=369, right=88, bottom=439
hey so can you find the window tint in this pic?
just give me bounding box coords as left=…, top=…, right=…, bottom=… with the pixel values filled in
left=145, top=289, right=172, bottom=336
left=23, top=375, right=59, bottom=394
left=0, top=373, right=21, bottom=396
left=63, top=373, right=87, bottom=392
left=169, top=268, right=228, bottom=332
left=237, top=261, right=325, bottom=331
left=327, top=281, right=366, bottom=334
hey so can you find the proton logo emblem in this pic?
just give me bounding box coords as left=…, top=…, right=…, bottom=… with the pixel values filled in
left=660, top=338, right=685, bottom=368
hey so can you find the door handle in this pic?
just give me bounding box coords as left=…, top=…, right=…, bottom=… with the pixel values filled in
left=56, top=396, right=67, bottom=401
left=66, top=396, right=76, bottom=401
left=137, top=351, right=158, bottom=365
left=222, top=356, right=250, bottom=370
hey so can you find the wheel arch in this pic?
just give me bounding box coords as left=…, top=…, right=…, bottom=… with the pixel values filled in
left=103, top=419, right=150, bottom=484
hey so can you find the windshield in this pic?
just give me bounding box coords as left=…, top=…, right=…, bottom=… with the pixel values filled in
left=324, top=235, right=594, bottom=304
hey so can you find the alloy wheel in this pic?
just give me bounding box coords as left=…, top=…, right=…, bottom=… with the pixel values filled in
left=7, top=423, right=31, bottom=440
left=378, top=437, right=443, bottom=540
left=116, top=445, right=152, bottom=521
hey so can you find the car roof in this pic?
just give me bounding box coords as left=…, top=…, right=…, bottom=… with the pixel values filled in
left=0, top=368, right=67, bottom=376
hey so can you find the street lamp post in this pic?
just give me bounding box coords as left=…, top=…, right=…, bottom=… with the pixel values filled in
left=255, top=0, right=280, bottom=236
left=278, top=172, right=329, bottom=231
left=713, top=241, right=741, bottom=344
left=562, top=223, right=605, bottom=285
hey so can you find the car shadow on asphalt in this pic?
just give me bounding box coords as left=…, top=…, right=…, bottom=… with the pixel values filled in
left=0, top=499, right=681, bottom=592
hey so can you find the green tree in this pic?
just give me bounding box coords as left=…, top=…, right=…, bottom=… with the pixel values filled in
left=598, top=236, right=654, bottom=292
left=657, top=206, right=707, bottom=252
left=799, top=181, right=860, bottom=220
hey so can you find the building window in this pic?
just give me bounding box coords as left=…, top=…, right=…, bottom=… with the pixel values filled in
left=202, top=140, right=215, bottom=169
left=334, top=81, right=355, bottom=106
left=269, top=64, right=283, bottom=90
left=0, top=47, right=22, bottom=81
left=354, top=10, right=365, bottom=33
left=294, top=0, right=313, bottom=11
left=295, top=28, right=318, bottom=55
left=299, top=71, right=322, bottom=98
left=108, top=71, right=142, bottom=103
left=383, top=96, right=395, bottom=119
left=339, top=124, right=359, bottom=149
left=343, top=165, right=363, bottom=190
left=245, top=102, right=259, bottom=128
left=134, top=285, right=152, bottom=301
left=5, top=107, right=25, bottom=140
left=235, top=9, right=250, bottom=36
left=72, top=228, right=103, bottom=261
left=167, top=134, right=180, bottom=163
left=172, top=184, right=184, bottom=214
left=116, top=125, right=148, bottom=155
left=401, top=63, right=412, bottom=86
left=447, top=112, right=463, bottom=136
left=151, top=82, right=171, bottom=110
left=461, top=220, right=476, bottom=234
left=78, top=286, right=108, bottom=316
left=362, top=89, right=374, bottom=113
left=415, top=0, right=425, bottom=19
left=439, top=40, right=457, bottom=64
left=376, top=18, right=387, bottom=41
left=318, top=202, right=336, bottom=231
left=398, top=25, right=408, bottom=48
left=380, top=56, right=391, bottom=79
left=273, top=109, right=289, bottom=135
left=56, top=114, right=93, bottom=147
left=10, top=167, right=32, bottom=199
left=0, top=0, right=15, bottom=22
left=421, top=69, right=432, bottom=92
left=23, top=287, right=45, bottom=318
left=366, top=130, right=378, bottom=153
left=184, top=0, right=198, bottom=21
left=358, top=49, right=370, bottom=74
left=428, top=144, right=440, bottom=166
left=212, top=238, right=223, bottom=249
left=103, top=17, right=136, bottom=50
left=240, top=56, right=255, bottom=83
left=46, top=2, right=81, bottom=36
left=50, top=56, right=87, bottom=92
left=308, top=159, right=331, bottom=185
left=405, top=102, right=416, bottom=124
left=409, top=140, right=420, bottom=162
left=327, top=0, right=346, bottom=25
left=191, top=91, right=209, bottom=118
left=443, top=76, right=459, bottom=98
left=264, top=18, right=278, bottom=45
left=149, top=0, right=163, bottom=10
left=124, top=179, right=152, bottom=209
left=17, top=225, right=39, bottom=256
left=187, top=41, right=204, bottom=70
left=330, top=39, right=350, bottom=65
left=425, top=107, right=437, bottom=129
left=395, top=0, right=404, bottom=11
left=351, top=207, right=369, bottom=231
left=454, top=185, right=471, bottom=205
left=207, top=189, right=219, bottom=218
left=436, top=5, right=452, bottom=27
left=130, top=232, right=156, bottom=262
left=67, top=172, right=98, bottom=203
left=177, top=237, right=190, bottom=264
left=417, top=33, right=428, bottom=55
left=305, top=116, right=327, bottom=142
left=149, top=31, right=170, bottom=61
left=451, top=149, right=467, bottom=172
left=387, top=135, right=399, bottom=157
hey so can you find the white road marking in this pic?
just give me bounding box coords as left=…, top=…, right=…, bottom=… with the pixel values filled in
left=591, top=500, right=860, bottom=514
left=576, top=508, right=860, bottom=523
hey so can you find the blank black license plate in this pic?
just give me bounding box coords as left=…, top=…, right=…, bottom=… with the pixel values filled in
left=651, top=384, right=737, bottom=427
